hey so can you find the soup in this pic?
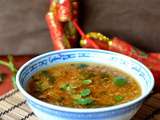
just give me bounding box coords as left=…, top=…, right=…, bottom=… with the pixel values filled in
left=28, top=62, right=141, bottom=108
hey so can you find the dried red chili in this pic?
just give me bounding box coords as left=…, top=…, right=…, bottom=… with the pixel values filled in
left=63, top=0, right=79, bottom=48
left=108, top=37, right=160, bottom=71
left=71, top=0, right=79, bottom=18
left=57, top=0, right=72, bottom=22
left=45, top=12, right=71, bottom=50
left=47, top=0, right=74, bottom=50
left=48, top=0, right=78, bottom=48
left=149, top=53, right=160, bottom=61
left=80, top=32, right=109, bottom=49
left=81, top=35, right=159, bottom=65
left=80, top=34, right=160, bottom=88
left=81, top=35, right=160, bottom=70
left=151, top=70, right=160, bottom=91
left=47, top=0, right=160, bottom=90
left=108, top=37, right=148, bottom=59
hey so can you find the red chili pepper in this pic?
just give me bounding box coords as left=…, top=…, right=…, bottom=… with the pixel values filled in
left=80, top=32, right=109, bottom=49
left=52, top=0, right=79, bottom=48
left=80, top=34, right=160, bottom=89
left=109, top=38, right=160, bottom=68
left=91, top=37, right=160, bottom=71
left=45, top=12, right=71, bottom=50
left=81, top=38, right=101, bottom=49
left=151, top=70, right=160, bottom=91
left=109, top=37, right=148, bottom=59
left=57, top=0, right=72, bottom=22
left=81, top=35, right=160, bottom=69
left=142, top=58, right=160, bottom=71
left=72, top=18, right=110, bottom=49
left=48, top=0, right=160, bottom=89
left=71, top=0, right=79, bottom=18
left=56, top=0, right=78, bottom=21
left=149, top=53, right=160, bottom=61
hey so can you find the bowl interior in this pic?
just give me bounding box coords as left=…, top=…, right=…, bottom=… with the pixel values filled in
left=16, top=49, right=154, bottom=111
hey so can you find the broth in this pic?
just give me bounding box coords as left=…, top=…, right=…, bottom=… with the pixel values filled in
left=28, top=62, right=141, bottom=108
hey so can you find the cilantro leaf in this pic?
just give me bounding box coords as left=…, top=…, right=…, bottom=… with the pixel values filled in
left=80, top=88, right=91, bottom=97
left=77, top=64, right=88, bottom=69
left=114, top=95, right=124, bottom=102
left=82, top=79, right=92, bottom=85
left=113, top=76, right=128, bottom=87
left=75, top=98, right=93, bottom=105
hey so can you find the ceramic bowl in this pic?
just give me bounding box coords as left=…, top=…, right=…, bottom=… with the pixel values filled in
left=16, top=49, right=154, bottom=120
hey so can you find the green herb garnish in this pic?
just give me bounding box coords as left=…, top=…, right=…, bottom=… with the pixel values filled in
left=0, top=55, right=17, bottom=87
left=77, top=64, right=88, bottom=69
left=72, top=94, right=81, bottom=99
left=80, top=71, right=96, bottom=80
left=113, top=76, right=128, bottom=87
left=73, top=88, right=93, bottom=105
left=75, top=98, right=93, bottom=105
left=114, top=95, right=124, bottom=102
left=41, top=71, right=56, bottom=84
left=60, top=83, right=72, bottom=91
left=82, top=79, right=92, bottom=85
left=36, top=81, right=49, bottom=92
left=80, top=88, right=91, bottom=97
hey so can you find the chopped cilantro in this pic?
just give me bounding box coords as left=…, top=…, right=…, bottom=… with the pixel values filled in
left=113, top=76, right=128, bottom=87
left=82, top=79, right=92, bottom=85
left=41, top=71, right=56, bottom=84
left=77, top=64, right=88, bottom=69
left=75, top=98, right=93, bottom=105
left=60, top=83, right=72, bottom=91
left=80, top=88, right=91, bottom=97
left=114, top=95, right=124, bottom=102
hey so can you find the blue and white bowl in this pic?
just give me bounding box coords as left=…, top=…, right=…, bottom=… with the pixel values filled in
left=16, top=49, right=154, bottom=120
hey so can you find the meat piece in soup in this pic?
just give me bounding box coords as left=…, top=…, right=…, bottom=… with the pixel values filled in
left=27, top=62, right=141, bottom=108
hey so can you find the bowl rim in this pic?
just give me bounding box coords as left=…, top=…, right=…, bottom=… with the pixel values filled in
left=16, top=48, right=154, bottom=113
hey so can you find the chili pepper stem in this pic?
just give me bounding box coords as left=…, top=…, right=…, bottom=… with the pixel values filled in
left=12, top=75, right=17, bottom=88
left=0, top=61, right=10, bottom=68
left=0, top=56, right=17, bottom=88
left=71, top=19, right=100, bottom=48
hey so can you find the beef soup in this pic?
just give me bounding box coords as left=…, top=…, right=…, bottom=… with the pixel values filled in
left=27, top=62, right=141, bottom=108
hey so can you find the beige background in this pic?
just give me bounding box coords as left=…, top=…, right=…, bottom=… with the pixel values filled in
left=0, top=0, right=160, bottom=55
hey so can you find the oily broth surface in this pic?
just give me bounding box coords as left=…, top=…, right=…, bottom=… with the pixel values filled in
left=28, top=62, right=141, bottom=108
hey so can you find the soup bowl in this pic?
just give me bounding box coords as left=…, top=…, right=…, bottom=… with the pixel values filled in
left=16, top=49, right=154, bottom=120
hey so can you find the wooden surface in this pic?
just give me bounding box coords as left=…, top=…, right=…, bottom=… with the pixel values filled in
left=0, top=89, right=160, bottom=120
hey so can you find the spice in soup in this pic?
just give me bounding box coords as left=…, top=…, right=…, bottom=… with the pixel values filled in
left=27, top=62, right=141, bottom=108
